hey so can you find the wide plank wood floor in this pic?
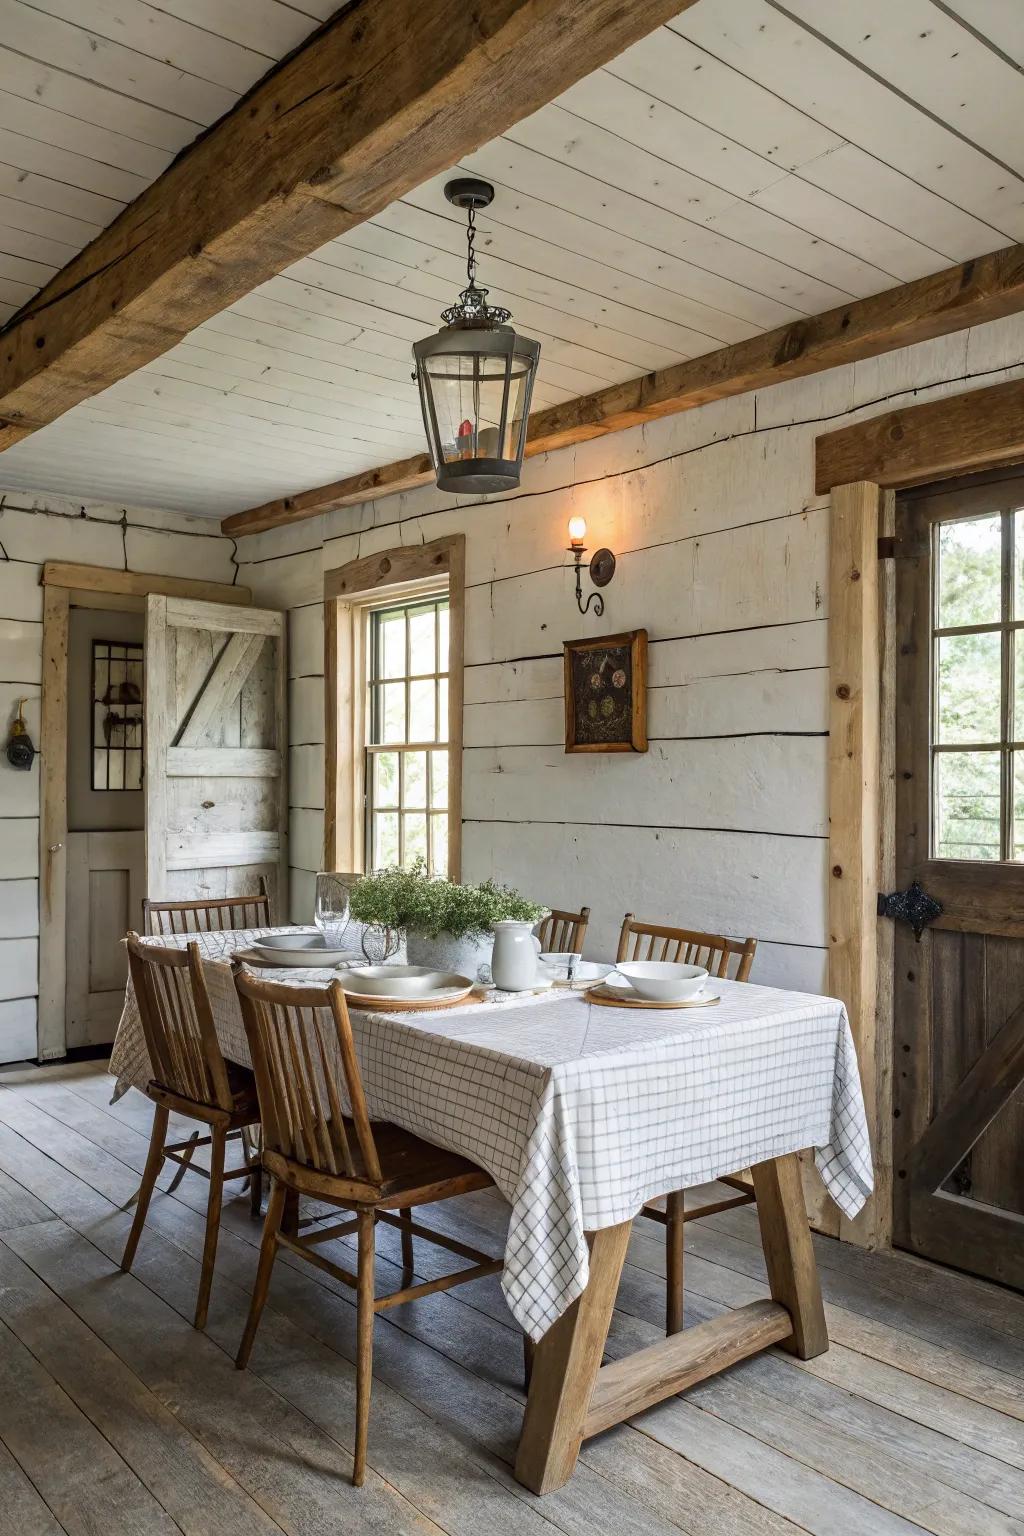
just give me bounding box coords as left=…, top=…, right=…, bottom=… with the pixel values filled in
left=0, top=1061, right=1022, bottom=1536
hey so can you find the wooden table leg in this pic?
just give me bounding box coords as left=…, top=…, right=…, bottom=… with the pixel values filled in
left=514, top=1221, right=631, bottom=1495
left=750, top=1152, right=828, bottom=1359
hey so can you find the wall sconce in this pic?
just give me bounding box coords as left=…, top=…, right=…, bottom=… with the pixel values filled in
left=567, top=516, right=616, bottom=616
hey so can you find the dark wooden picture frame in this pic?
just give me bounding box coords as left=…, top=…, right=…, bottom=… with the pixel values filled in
left=564, top=630, right=647, bottom=754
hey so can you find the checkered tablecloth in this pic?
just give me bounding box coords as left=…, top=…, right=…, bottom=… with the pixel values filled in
left=109, top=927, right=873, bottom=1339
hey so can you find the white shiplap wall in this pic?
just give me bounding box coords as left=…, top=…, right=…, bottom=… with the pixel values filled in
left=3, top=0, right=1024, bottom=515
left=236, top=311, right=1024, bottom=995
left=0, top=493, right=239, bottom=1062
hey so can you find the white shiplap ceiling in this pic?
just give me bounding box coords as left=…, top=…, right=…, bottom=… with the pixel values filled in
left=1, top=0, right=1023, bottom=518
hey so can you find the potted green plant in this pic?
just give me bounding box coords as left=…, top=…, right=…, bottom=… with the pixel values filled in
left=349, top=858, right=547, bottom=976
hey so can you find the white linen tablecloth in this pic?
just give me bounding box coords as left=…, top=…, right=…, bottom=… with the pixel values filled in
left=109, top=927, right=873, bottom=1339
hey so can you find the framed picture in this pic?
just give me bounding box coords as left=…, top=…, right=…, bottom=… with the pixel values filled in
left=563, top=630, right=647, bottom=754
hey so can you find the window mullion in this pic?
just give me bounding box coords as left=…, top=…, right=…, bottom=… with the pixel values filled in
left=1000, top=510, right=1014, bottom=860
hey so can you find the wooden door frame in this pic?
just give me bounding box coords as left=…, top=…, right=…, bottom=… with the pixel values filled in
left=323, top=534, right=465, bottom=880
left=817, top=375, right=1024, bottom=1249
left=36, top=561, right=252, bottom=1062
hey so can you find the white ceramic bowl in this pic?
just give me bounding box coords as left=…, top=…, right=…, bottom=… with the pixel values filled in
left=613, top=961, right=709, bottom=1002
left=252, top=934, right=357, bottom=966
left=343, top=965, right=450, bottom=998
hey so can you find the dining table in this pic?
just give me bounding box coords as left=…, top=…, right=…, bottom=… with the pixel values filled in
left=109, top=924, right=873, bottom=1494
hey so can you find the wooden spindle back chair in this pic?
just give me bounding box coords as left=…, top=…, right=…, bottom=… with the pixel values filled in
left=143, top=875, right=273, bottom=937
left=616, top=914, right=758, bottom=1336
left=537, top=905, right=591, bottom=954
left=617, top=914, right=756, bottom=980
left=121, top=934, right=261, bottom=1328
left=232, top=969, right=500, bottom=1486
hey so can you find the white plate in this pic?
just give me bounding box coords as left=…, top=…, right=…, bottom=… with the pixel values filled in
left=592, top=979, right=720, bottom=1006
left=347, top=965, right=451, bottom=998
left=251, top=937, right=360, bottom=967
left=340, top=971, right=475, bottom=1006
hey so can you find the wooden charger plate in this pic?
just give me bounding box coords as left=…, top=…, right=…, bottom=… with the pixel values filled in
left=342, top=988, right=479, bottom=1013
left=584, top=985, right=720, bottom=1011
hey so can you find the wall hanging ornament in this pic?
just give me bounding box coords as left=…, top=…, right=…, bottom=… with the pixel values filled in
left=413, top=178, right=540, bottom=495
left=5, top=698, right=35, bottom=770
left=564, top=630, right=648, bottom=754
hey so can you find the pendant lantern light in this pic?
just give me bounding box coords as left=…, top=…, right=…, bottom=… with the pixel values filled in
left=413, top=178, right=540, bottom=495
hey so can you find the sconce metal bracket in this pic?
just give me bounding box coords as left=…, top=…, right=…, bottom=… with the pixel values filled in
left=570, top=546, right=615, bottom=616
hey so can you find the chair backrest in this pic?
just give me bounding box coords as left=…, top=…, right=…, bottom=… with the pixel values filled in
left=126, top=933, right=233, bottom=1110
left=233, top=970, right=382, bottom=1185
left=616, top=914, right=757, bottom=981
left=143, top=876, right=272, bottom=937
left=537, top=905, right=591, bottom=953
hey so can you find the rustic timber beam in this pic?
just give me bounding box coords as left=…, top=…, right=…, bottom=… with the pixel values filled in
left=0, top=0, right=696, bottom=453
left=223, top=240, right=1024, bottom=538
left=815, top=374, right=1024, bottom=493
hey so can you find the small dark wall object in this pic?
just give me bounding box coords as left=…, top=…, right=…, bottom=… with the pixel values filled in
left=877, top=880, right=943, bottom=941
left=5, top=698, right=35, bottom=770
left=564, top=629, right=647, bottom=754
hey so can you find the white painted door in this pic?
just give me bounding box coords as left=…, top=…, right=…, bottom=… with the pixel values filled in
left=144, top=596, right=287, bottom=913
left=65, top=830, right=144, bottom=1048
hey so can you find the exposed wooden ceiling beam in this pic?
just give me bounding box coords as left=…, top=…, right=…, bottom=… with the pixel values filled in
left=222, top=241, right=1024, bottom=539
left=0, top=0, right=696, bottom=454
left=815, top=375, right=1024, bottom=492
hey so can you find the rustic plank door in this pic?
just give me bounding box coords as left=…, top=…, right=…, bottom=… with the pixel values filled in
left=144, top=596, right=287, bottom=915
left=894, top=473, right=1024, bottom=1290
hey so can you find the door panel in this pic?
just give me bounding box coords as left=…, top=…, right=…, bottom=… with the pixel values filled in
left=145, top=595, right=287, bottom=914
left=894, top=476, right=1024, bottom=1289
left=65, top=829, right=144, bottom=1047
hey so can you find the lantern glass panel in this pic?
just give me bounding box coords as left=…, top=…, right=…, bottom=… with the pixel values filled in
left=423, top=350, right=532, bottom=465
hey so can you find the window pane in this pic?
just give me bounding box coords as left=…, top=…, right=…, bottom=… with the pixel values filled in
left=409, top=605, right=435, bottom=674
left=1014, top=631, right=1024, bottom=742
left=373, top=811, right=399, bottom=867
left=430, top=813, right=448, bottom=876
left=377, top=611, right=405, bottom=680
left=936, top=631, right=1000, bottom=743
left=937, top=514, right=1001, bottom=629
left=404, top=813, right=427, bottom=864
left=934, top=750, right=1001, bottom=860
left=438, top=603, right=449, bottom=668
left=438, top=677, right=448, bottom=741
left=1013, top=754, right=1024, bottom=860
left=378, top=682, right=405, bottom=744
left=429, top=750, right=448, bottom=808
left=404, top=750, right=427, bottom=808
left=373, top=751, right=399, bottom=808
left=409, top=678, right=435, bottom=741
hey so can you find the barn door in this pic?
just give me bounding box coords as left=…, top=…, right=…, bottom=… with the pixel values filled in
left=144, top=596, right=287, bottom=916
left=893, top=474, right=1024, bottom=1290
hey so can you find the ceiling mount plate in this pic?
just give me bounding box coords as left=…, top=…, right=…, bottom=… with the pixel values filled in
left=444, top=177, right=495, bottom=211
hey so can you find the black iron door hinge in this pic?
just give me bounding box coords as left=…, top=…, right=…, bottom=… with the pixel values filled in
left=877, top=880, right=943, bottom=940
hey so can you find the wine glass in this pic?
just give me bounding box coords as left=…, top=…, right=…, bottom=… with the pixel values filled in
left=314, top=872, right=352, bottom=949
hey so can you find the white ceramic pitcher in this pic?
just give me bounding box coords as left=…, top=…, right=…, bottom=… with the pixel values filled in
left=490, top=919, right=542, bottom=991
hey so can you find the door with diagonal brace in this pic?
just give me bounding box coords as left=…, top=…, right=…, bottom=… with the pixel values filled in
left=144, top=595, right=287, bottom=915
left=894, top=472, right=1024, bottom=1289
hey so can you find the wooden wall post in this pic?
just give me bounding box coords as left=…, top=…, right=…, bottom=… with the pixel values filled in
left=828, top=480, right=888, bottom=1246
left=37, top=584, right=69, bottom=1061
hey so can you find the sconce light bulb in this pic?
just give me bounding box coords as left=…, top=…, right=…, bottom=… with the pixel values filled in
left=567, top=515, right=587, bottom=547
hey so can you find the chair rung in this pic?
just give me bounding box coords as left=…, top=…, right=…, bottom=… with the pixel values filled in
left=375, top=1258, right=503, bottom=1310
left=277, top=1229, right=359, bottom=1289
left=376, top=1209, right=493, bottom=1267
left=641, top=1190, right=757, bottom=1225
left=298, top=1216, right=361, bottom=1245
left=165, top=1134, right=213, bottom=1155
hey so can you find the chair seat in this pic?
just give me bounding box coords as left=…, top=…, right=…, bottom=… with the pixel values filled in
left=264, top=1119, right=495, bottom=1208
left=147, top=1063, right=259, bottom=1126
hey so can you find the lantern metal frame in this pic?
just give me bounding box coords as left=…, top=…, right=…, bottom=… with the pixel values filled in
left=412, top=178, right=541, bottom=496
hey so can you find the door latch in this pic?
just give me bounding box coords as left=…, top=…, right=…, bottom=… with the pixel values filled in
left=877, top=880, right=942, bottom=941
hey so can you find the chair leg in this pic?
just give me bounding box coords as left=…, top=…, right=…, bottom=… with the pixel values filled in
left=665, top=1189, right=685, bottom=1335
left=398, top=1205, right=414, bottom=1282
left=121, top=1104, right=168, bottom=1273
left=194, top=1125, right=226, bottom=1331
left=523, top=1333, right=536, bottom=1392
left=236, top=1179, right=286, bottom=1370
left=353, top=1208, right=376, bottom=1488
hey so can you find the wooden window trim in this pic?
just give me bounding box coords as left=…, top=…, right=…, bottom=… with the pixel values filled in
left=324, top=536, right=465, bottom=879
